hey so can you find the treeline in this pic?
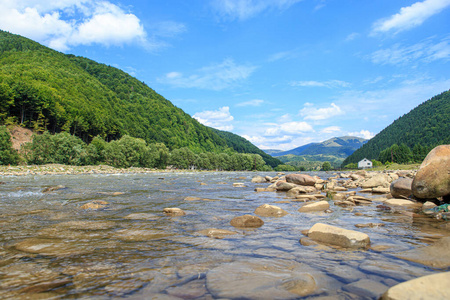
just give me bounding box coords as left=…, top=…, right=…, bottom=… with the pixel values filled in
left=343, top=89, right=450, bottom=166
left=343, top=143, right=431, bottom=168
left=0, top=127, right=270, bottom=171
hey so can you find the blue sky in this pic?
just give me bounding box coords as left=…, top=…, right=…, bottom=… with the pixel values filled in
left=1, top=0, right=449, bottom=150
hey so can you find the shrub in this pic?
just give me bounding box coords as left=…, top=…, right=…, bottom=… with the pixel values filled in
left=0, top=126, right=19, bottom=165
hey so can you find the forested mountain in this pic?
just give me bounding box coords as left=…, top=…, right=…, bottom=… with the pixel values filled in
left=271, top=136, right=367, bottom=158
left=0, top=30, right=280, bottom=166
left=342, top=90, right=450, bottom=165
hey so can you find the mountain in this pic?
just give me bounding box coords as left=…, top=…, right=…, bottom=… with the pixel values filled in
left=342, top=89, right=450, bottom=166
left=0, top=30, right=281, bottom=167
left=270, top=136, right=367, bottom=158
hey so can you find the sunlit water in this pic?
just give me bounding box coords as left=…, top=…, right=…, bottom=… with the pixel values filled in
left=0, top=171, right=448, bottom=299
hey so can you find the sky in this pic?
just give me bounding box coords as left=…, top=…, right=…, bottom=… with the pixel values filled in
left=1, top=0, right=449, bottom=150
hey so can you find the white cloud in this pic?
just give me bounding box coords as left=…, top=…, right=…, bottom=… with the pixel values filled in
left=236, top=99, right=264, bottom=107
left=193, top=106, right=234, bottom=131
left=299, top=103, right=344, bottom=121
left=370, top=37, right=450, bottom=65
left=290, top=80, right=350, bottom=88
left=264, top=121, right=313, bottom=136
left=0, top=1, right=184, bottom=52
left=159, top=59, right=257, bottom=90
left=211, top=0, right=303, bottom=21
left=345, top=32, right=360, bottom=42
left=321, top=126, right=341, bottom=134
left=372, top=0, right=450, bottom=34
left=347, top=130, right=374, bottom=140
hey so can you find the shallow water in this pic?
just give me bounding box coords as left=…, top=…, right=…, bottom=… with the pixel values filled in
left=0, top=171, right=448, bottom=299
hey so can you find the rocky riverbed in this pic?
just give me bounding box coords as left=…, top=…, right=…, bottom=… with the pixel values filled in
left=0, top=159, right=449, bottom=298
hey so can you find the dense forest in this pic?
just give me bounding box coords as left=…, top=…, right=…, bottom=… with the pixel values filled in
left=342, top=90, right=450, bottom=166
left=0, top=30, right=281, bottom=168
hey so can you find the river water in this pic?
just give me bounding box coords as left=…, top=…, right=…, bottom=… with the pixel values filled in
left=0, top=171, right=447, bottom=299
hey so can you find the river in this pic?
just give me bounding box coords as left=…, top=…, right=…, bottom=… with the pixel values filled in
left=0, top=171, right=447, bottom=299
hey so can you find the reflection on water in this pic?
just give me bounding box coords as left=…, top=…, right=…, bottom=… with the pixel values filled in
left=0, top=172, right=447, bottom=299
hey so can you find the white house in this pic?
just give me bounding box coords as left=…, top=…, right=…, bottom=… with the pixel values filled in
left=358, top=158, right=373, bottom=169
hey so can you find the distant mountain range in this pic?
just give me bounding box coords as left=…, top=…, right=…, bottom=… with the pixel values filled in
left=265, top=136, right=367, bottom=158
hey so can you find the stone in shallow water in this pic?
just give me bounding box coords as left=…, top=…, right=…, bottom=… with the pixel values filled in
left=196, top=228, right=238, bottom=239
left=393, top=236, right=450, bottom=268
left=123, top=213, right=159, bottom=220
left=342, top=279, right=388, bottom=299
left=254, top=204, right=288, bottom=217
left=380, top=271, right=450, bottom=300
left=14, top=238, right=94, bottom=257
left=230, top=215, right=264, bottom=228
left=206, top=258, right=338, bottom=299
left=163, top=208, right=186, bottom=216
left=299, top=201, right=330, bottom=213
left=308, top=223, right=370, bottom=249
left=114, top=229, right=171, bottom=242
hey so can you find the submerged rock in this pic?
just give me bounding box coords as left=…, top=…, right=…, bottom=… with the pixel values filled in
left=254, top=204, right=288, bottom=217
left=80, top=200, right=109, bottom=210
left=196, top=228, right=238, bottom=239
left=42, top=185, right=65, bottom=193
left=394, top=236, right=450, bottom=268
left=307, top=223, right=370, bottom=249
left=163, top=208, right=186, bottom=216
left=412, top=145, right=450, bottom=201
left=230, top=215, right=264, bottom=228
left=114, top=229, right=170, bottom=242
left=206, top=259, right=337, bottom=299
left=381, top=272, right=450, bottom=300
left=14, top=238, right=94, bottom=256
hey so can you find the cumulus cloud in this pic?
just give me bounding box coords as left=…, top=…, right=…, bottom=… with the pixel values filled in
left=321, top=126, right=341, bottom=134
left=264, top=121, right=314, bottom=136
left=0, top=1, right=184, bottom=51
left=290, top=80, right=350, bottom=88
left=236, top=99, right=264, bottom=107
left=372, top=0, right=450, bottom=34
left=299, top=103, right=344, bottom=121
left=211, top=0, right=303, bottom=20
left=193, top=107, right=234, bottom=131
left=159, top=59, right=256, bottom=90
left=347, top=130, right=374, bottom=140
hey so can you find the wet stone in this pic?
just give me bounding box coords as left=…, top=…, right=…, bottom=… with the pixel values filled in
left=254, top=204, right=288, bottom=217
left=114, top=229, right=171, bottom=242
left=342, top=279, right=388, bottom=299
left=230, top=215, right=264, bottom=228
left=196, top=228, right=238, bottom=239
left=394, top=236, right=450, bottom=268
left=123, top=213, right=159, bottom=220
left=14, top=238, right=94, bottom=257
left=206, top=258, right=337, bottom=299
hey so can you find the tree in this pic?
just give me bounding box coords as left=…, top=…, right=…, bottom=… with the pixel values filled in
left=322, top=161, right=331, bottom=171
left=0, top=126, right=19, bottom=165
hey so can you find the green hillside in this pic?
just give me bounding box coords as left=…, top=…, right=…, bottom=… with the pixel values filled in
left=0, top=30, right=280, bottom=166
left=342, top=90, right=450, bottom=165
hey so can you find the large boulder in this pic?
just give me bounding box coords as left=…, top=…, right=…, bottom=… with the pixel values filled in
left=390, top=178, right=413, bottom=198
left=307, top=223, right=370, bottom=249
left=412, top=145, right=450, bottom=200
left=381, top=272, right=450, bottom=300
left=286, top=174, right=316, bottom=186
left=254, top=204, right=288, bottom=217
left=251, top=175, right=267, bottom=183
left=230, top=215, right=264, bottom=228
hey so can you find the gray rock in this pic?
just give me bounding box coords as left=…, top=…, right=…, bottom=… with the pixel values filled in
left=390, top=178, right=413, bottom=198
